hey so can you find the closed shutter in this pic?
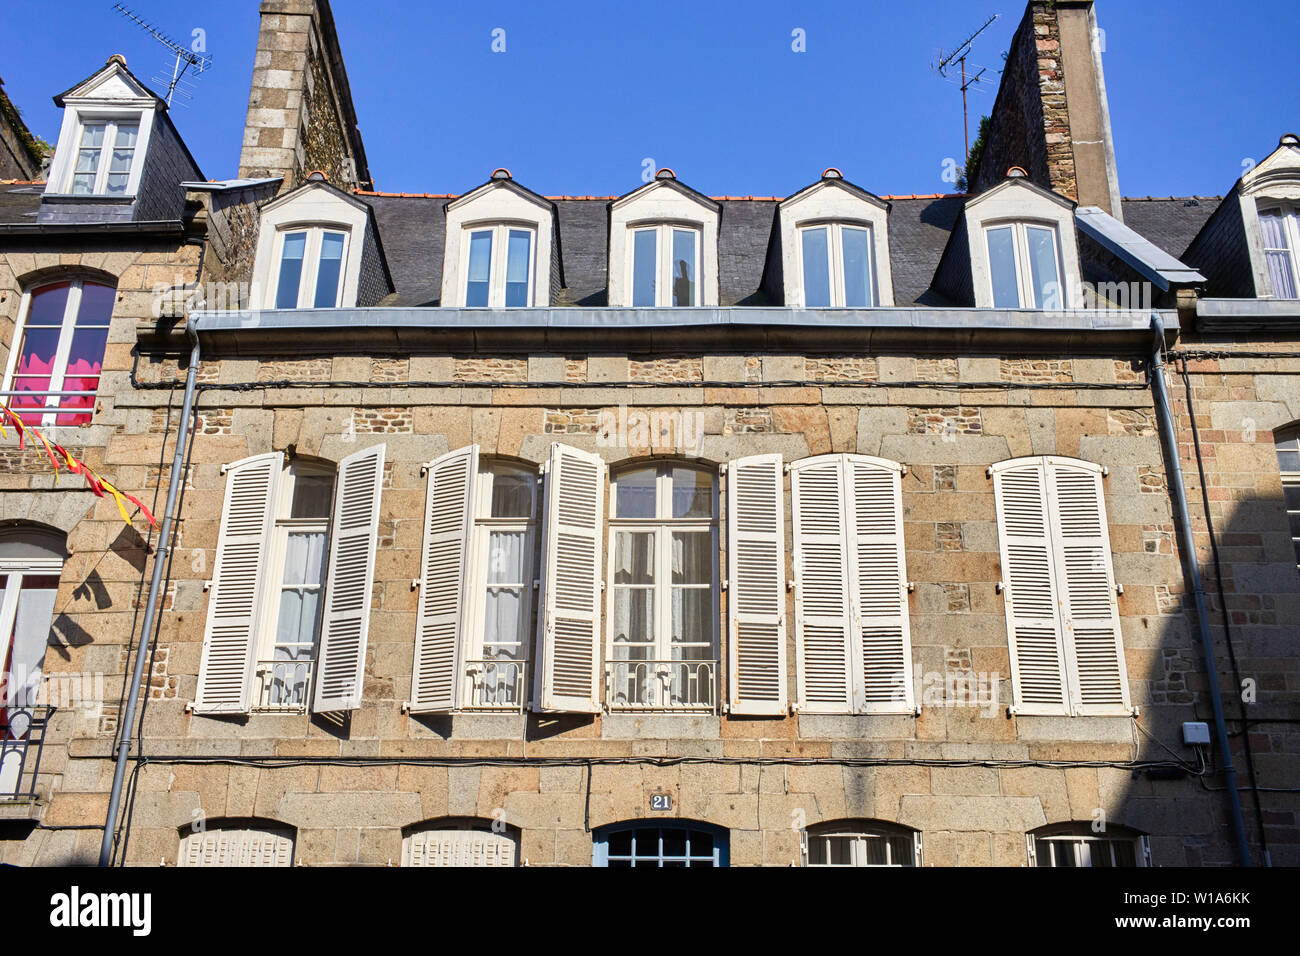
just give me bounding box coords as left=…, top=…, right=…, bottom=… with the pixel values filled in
left=534, top=443, right=605, bottom=713
left=194, top=453, right=281, bottom=715
left=1049, top=460, right=1130, bottom=715
left=726, top=454, right=787, bottom=715
left=403, top=828, right=517, bottom=867
left=313, top=444, right=386, bottom=713
left=181, top=827, right=294, bottom=867
left=846, top=456, right=914, bottom=713
left=410, top=445, right=479, bottom=713
left=791, top=456, right=852, bottom=713
left=993, top=459, right=1070, bottom=715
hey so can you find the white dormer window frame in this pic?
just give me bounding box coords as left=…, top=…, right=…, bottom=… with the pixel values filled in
left=1236, top=136, right=1300, bottom=298
left=795, top=221, right=878, bottom=308
left=609, top=177, right=719, bottom=307
left=626, top=221, right=703, bottom=308
left=964, top=178, right=1081, bottom=311
left=1256, top=202, right=1300, bottom=299
left=442, top=177, right=553, bottom=308
left=778, top=176, right=894, bottom=308
left=251, top=183, right=369, bottom=310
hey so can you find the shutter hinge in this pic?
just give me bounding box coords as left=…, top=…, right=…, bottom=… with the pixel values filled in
left=986, top=466, right=993, bottom=478
left=721, top=578, right=728, bottom=591
left=1129, top=705, right=1140, bottom=717
left=899, top=464, right=908, bottom=477
left=786, top=578, right=795, bottom=591
left=1007, top=705, right=1018, bottom=717
left=995, top=581, right=1005, bottom=594
left=202, top=579, right=213, bottom=591
left=419, top=461, right=434, bottom=476
left=1115, top=583, right=1124, bottom=595
left=400, top=700, right=411, bottom=714
left=411, top=579, right=420, bottom=591
left=532, top=579, right=540, bottom=590
left=184, top=701, right=194, bottom=714
left=906, top=581, right=915, bottom=593
left=1101, top=466, right=1109, bottom=477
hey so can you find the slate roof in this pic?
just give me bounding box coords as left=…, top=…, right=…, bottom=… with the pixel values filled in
left=1120, top=197, right=1222, bottom=260
left=0, top=183, right=43, bottom=224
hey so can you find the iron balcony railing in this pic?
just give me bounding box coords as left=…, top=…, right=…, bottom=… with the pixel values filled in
left=0, top=705, right=53, bottom=802
left=0, top=390, right=98, bottom=424
left=463, top=658, right=528, bottom=711
left=605, top=659, right=717, bottom=711
left=254, top=659, right=313, bottom=712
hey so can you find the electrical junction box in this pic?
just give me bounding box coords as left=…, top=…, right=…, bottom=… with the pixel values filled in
left=1182, top=721, right=1211, bottom=746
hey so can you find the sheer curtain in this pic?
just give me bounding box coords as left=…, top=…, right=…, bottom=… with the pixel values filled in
left=1261, top=211, right=1298, bottom=299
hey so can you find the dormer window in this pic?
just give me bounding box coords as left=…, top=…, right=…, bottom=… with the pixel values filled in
left=463, top=224, right=535, bottom=307
left=985, top=221, right=1064, bottom=309
left=630, top=224, right=700, bottom=307
left=1259, top=205, right=1299, bottom=299
left=798, top=223, right=876, bottom=307
left=273, top=227, right=349, bottom=308
left=71, top=119, right=138, bottom=196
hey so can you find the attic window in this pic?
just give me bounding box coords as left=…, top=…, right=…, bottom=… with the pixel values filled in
left=1259, top=204, right=1299, bottom=299
left=984, top=222, right=1063, bottom=309
left=462, top=224, right=535, bottom=307
left=630, top=224, right=700, bottom=307
left=272, top=227, right=349, bottom=309
left=69, top=117, right=139, bottom=196
left=798, top=223, right=876, bottom=307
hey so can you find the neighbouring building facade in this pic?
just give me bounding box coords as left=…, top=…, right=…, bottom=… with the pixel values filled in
left=0, top=0, right=1296, bottom=867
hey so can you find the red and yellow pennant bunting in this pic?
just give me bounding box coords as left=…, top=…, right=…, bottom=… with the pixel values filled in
left=0, top=401, right=157, bottom=529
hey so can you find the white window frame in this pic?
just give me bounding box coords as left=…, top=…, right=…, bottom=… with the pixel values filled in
left=1257, top=203, right=1300, bottom=298
left=458, top=222, right=538, bottom=308
left=1, top=279, right=112, bottom=429
left=64, top=113, right=141, bottom=196
left=626, top=222, right=703, bottom=308
left=1028, top=831, right=1150, bottom=867
left=605, top=463, right=719, bottom=711
left=796, top=221, right=877, bottom=308
left=983, top=220, right=1065, bottom=309
left=267, top=225, right=351, bottom=309
left=802, top=825, right=922, bottom=867
left=1276, top=429, right=1300, bottom=572
left=461, top=462, right=539, bottom=710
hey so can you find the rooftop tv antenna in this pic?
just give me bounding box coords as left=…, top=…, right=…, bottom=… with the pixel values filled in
left=934, top=14, right=999, bottom=163
left=112, top=3, right=212, bottom=107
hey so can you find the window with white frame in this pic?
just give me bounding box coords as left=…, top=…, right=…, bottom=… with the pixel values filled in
left=1259, top=204, right=1300, bottom=299
left=799, top=223, right=876, bottom=307
left=271, top=227, right=349, bottom=309
left=402, top=819, right=519, bottom=867
left=630, top=224, right=701, bottom=307
left=607, top=464, right=717, bottom=710
left=985, top=221, right=1064, bottom=309
left=194, top=447, right=385, bottom=716
left=3, top=280, right=113, bottom=427
left=180, top=824, right=295, bottom=867
left=803, top=821, right=920, bottom=867
left=1275, top=427, right=1300, bottom=571
left=462, top=224, right=535, bottom=307
left=1029, top=826, right=1149, bottom=867
left=992, top=456, right=1130, bottom=717
left=68, top=116, right=139, bottom=196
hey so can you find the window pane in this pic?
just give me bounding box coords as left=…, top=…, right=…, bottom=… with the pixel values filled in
left=671, top=587, right=711, bottom=647
left=841, top=226, right=874, bottom=307
left=669, top=468, right=711, bottom=517
left=105, top=123, right=138, bottom=195
left=801, top=227, right=831, bottom=307
left=73, top=124, right=105, bottom=195
left=290, top=473, right=334, bottom=519
left=1026, top=226, right=1062, bottom=310
left=632, top=229, right=657, bottom=307
left=611, top=588, right=654, bottom=647
left=671, top=531, right=711, bottom=585
left=58, top=327, right=108, bottom=425
left=466, top=230, right=492, bottom=306
left=76, top=283, right=115, bottom=325
left=615, top=468, right=658, bottom=518
left=671, top=229, right=696, bottom=306
left=986, top=226, right=1020, bottom=308
left=613, top=531, right=654, bottom=585
left=505, top=229, right=531, bottom=307
left=27, top=283, right=71, bottom=326
left=275, top=232, right=307, bottom=309
left=313, top=232, right=345, bottom=307
left=1283, top=484, right=1300, bottom=510
left=489, top=469, right=534, bottom=517
left=1278, top=450, right=1300, bottom=473
left=281, top=530, right=327, bottom=587
left=808, top=838, right=828, bottom=865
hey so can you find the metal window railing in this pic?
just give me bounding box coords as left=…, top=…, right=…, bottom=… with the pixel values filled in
left=0, top=705, right=54, bottom=802
left=254, top=660, right=313, bottom=712
left=605, top=659, right=716, bottom=711
left=0, top=390, right=99, bottom=421
left=463, top=659, right=528, bottom=711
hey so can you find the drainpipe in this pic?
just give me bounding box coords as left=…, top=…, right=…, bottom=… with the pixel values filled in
left=98, top=313, right=201, bottom=866
left=1149, top=314, right=1251, bottom=866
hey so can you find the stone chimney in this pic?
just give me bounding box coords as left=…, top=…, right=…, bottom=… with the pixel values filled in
left=973, top=1, right=1122, bottom=219
left=238, top=0, right=372, bottom=193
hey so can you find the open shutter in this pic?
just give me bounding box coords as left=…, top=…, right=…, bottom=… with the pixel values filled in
left=791, top=456, right=853, bottom=713
left=534, top=443, right=605, bottom=713
left=194, top=453, right=281, bottom=715
left=312, top=444, right=386, bottom=713
left=1048, top=459, right=1130, bottom=715
left=410, top=445, right=478, bottom=713
left=993, top=459, right=1069, bottom=715
left=726, top=454, right=787, bottom=715
left=846, top=456, right=914, bottom=713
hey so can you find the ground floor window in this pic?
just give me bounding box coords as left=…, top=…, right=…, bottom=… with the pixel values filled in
left=594, top=821, right=727, bottom=867
left=804, top=821, right=920, bottom=866
left=1030, top=825, right=1149, bottom=867
left=402, top=819, right=519, bottom=866
left=179, top=824, right=295, bottom=866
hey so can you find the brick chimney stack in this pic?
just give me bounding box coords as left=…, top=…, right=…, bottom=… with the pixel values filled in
left=973, top=1, right=1122, bottom=219
left=237, top=0, right=372, bottom=194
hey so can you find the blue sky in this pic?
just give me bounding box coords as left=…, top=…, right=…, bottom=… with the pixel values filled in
left=6, top=1, right=1297, bottom=197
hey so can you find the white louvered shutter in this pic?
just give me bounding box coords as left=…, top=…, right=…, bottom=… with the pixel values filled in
left=410, top=445, right=478, bottom=713
left=791, top=456, right=853, bottom=713
left=993, top=459, right=1069, bottom=714
left=403, top=829, right=517, bottom=867
left=534, top=443, right=605, bottom=712
left=181, top=827, right=294, bottom=867
left=846, top=456, right=914, bottom=713
left=726, top=454, right=787, bottom=715
left=1048, top=460, right=1130, bottom=715
left=194, top=453, right=281, bottom=715
left=313, top=444, right=386, bottom=713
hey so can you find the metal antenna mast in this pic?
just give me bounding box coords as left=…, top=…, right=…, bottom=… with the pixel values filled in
left=112, top=3, right=212, bottom=107
left=935, top=14, right=999, bottom=163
